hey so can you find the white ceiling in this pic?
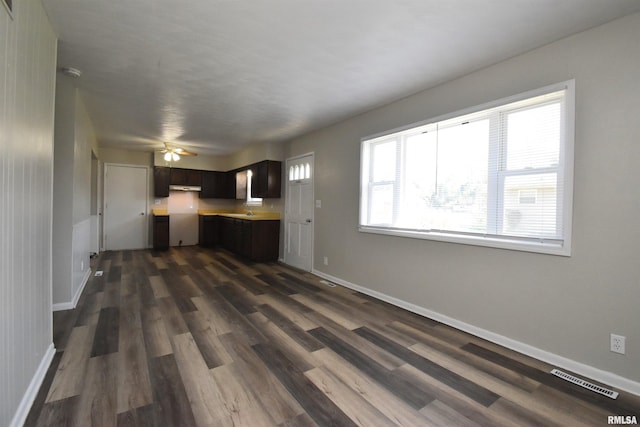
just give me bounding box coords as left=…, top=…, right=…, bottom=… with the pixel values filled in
left=41, top=0, right=640, bottom=155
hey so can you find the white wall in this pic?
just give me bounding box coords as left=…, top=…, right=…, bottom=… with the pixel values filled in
left=52, top=77, right=98, bottom=309
left=0, top=0, right=58, bottom=426
left=225, top=140, right=284, bottom=170
left=153, top=151, right=229, bottom=170
left=52, top=77, right=74, bottom=306
left=284, top=13, right=640, bottom=391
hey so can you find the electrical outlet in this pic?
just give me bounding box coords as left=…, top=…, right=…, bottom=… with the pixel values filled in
left=611, top=334, right=626, bottom=354
left=323, top=256, right=328, bottom=266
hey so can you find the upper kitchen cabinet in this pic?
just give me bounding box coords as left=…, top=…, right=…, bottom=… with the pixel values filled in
left=170, top=168, right=202, bottom=186
left=200, top=170, right=232, bottom=199
left=154, top=166, right=171, bottom=197
left=155, top=161, right=279, bottom=199
left=251, top=160, right=281, bottom=198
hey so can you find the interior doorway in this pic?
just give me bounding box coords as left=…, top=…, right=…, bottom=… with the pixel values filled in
left=284, top=153, right=314, bottom=271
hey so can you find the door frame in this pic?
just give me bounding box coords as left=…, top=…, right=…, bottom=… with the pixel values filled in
left=91, top=150, right=102, bottom=254
left=284, top=152, right=315, bottom=271
left=103, top=163, right=150, bottom=250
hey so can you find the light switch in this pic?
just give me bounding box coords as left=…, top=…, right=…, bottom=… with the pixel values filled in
left=315, top=200, right=322, bottom=208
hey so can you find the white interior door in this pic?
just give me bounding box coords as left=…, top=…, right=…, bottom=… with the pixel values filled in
left=284, top=154, right=314, bottom=271
left=103, top=164, right=148, bottom=250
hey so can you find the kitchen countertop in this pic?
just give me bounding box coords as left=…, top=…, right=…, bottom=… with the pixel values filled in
left=153, top=209, right=280, bottom=220
left=198, top=210, right=280, bottom=221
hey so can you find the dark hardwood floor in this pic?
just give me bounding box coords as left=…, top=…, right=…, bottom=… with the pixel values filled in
left=25, top=246, right=640, bottom=426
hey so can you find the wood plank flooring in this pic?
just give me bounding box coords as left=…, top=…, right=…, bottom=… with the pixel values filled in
left=25, top=246, right=640, bottom=426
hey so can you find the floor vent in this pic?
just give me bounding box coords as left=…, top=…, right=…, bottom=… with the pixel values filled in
left=319, top=280, right=336, bottom=287
left=551, top=369, right=618, bottom=399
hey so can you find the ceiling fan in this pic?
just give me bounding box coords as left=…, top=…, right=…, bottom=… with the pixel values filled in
left=159, top=143, right=197, bottom=162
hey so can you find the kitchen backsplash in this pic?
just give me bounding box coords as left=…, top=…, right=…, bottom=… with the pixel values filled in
left=154, top=193, right=282, bottom=214
left=167, top=191, right=199, bottom=214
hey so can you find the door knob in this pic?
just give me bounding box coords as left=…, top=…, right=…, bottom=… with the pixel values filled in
left=305, top=218, right=312, bottom=223
left=140, top=212, right=145, bottom=216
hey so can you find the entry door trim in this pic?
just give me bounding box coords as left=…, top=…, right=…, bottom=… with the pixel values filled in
left=284, top=152, right=315, bottom=271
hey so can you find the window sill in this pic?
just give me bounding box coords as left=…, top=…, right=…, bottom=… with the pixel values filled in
left=359, top=226, right=570, bottom=256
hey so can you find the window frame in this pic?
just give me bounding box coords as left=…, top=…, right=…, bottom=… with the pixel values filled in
left=245, top=169, right=263, bottom=206
left=359, top=80, right=575, bottom=256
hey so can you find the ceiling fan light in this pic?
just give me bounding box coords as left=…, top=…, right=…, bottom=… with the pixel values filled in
left=164, top=152, right=172, bottom=161
left=172, top=153, right=180, bottom=161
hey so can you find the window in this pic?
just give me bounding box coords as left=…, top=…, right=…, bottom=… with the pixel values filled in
left=289, top=162, right=311, bottom=181
left=246, top=170, right=263, bottom=206
left=359, top=81, right=574, bottom=255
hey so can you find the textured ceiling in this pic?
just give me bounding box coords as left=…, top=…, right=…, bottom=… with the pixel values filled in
left=42, top=0, right=640, bottom=155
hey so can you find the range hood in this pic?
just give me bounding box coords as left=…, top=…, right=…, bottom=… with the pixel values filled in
left=169, top=185, right=201, bottom=192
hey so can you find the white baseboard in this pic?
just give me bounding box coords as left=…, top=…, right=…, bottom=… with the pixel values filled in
left=9, top=343, right=55, bottom=427
left=52, top=268, right=91, bottom=312
left=311, top=268, right=640, bottom=397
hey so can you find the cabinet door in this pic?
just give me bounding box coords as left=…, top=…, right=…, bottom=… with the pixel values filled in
left=186, top=169, right=202, bottom=186
left=170, top=168, right=202, bottom=186
left=240, top=220, right=252, bottom=258
left=170, top=168, right=188, bottom=185
left=252, top=160, right=281, bottom=198
left=154, top=167, right=171, bottom=197
left=153, top=216, right=170, bottom=250
left=251, top=220, right=280, bottom=261
left=221, top=217, right=235, bottom=250
left=200, top=171, right=229, bottom=199
left=198, top=216, right=219, bottom=247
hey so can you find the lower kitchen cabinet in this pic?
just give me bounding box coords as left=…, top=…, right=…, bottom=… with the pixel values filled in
left=219, top=217, right=237, bottom=252
left=213, top=217, right=279, bottom=262
left=198, top=215, right=219, bottom=247
left=153, top=215, right=169, bottom=250
left=247, top=219, right=280, bottom=262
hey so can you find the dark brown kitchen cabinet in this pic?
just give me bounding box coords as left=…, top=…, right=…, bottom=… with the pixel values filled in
left=170, top=168, right=202, bottom=186
left=200, top=170, right=232, bottom=199
left=220, top=217, right=236, bottom=252
left=218, top=217, right=279, bottom=262
left=154, top=167, right=171, bottom=197
left=248, top=220, right=280, bottom=261
left=239, top=220, right=253, bottom=259
left=153, top=215, right=169, bottom=250
left=251, top=160, right=281, bottom=198
left=198, top=215, right=219, bottom=247
left=154, top=166, right=202, bottom=196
